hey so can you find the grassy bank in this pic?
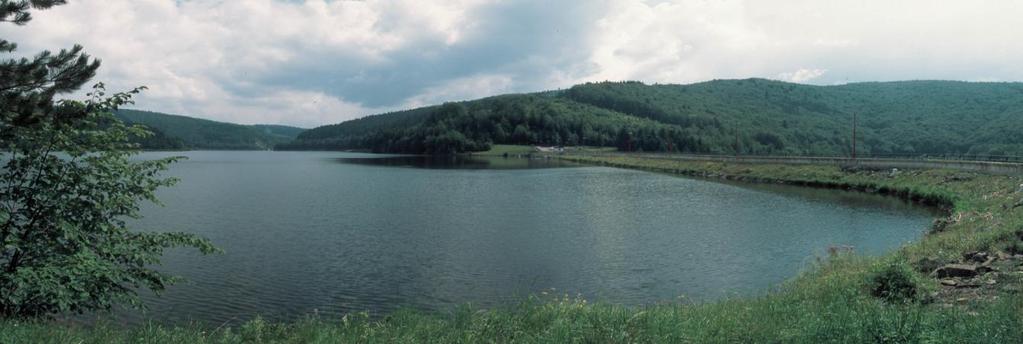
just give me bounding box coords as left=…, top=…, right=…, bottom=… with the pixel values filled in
left=471, top=144, right=617, bottom=157
left=471, top=144, right=537, bottom=156
left=3, top=155, right=1023, bottom=343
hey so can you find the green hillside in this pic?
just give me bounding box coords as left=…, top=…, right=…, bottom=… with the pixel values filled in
left=284, top=79, right=1023, bottom=156
left=564, top=79, right=1023, bottom=156
left=115, top=110, right=305, bottom=150
left=279, top=94, right=704, bottom=154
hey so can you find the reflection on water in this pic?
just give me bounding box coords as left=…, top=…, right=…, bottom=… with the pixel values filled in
left=90, top=151, right=936, bottom=326
left=721, top=180, right=944, bottom=217
left=335, top=155, right=577, bottom=169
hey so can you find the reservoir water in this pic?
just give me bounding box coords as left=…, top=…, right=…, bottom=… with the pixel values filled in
left=114, top=151, right=938, bottom=325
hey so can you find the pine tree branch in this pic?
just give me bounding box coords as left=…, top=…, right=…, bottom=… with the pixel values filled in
left=0, top=45, right=100, bottom=94
left=0, top=0, right=66, bottom=25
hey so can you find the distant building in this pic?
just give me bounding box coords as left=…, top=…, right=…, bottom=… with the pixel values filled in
left=534, top=146, right=565, bottom=153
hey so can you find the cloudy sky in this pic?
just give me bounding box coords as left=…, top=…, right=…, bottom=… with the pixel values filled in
left=3, top=0, right=1022, bottom=127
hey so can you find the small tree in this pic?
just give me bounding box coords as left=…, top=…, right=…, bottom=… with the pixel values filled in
left=1, top=1, right=217, bottom=318
left=0, top=84, right=218, bottom=318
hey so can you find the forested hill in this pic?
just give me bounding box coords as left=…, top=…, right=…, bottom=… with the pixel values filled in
left=115, top=110, right=306, bottom=150
left=281, top=79, right=1023, bottom=156
left=280, top=94, right=696, bottom=154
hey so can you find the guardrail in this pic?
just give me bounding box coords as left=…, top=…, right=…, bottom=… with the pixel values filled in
left=567, top=152, right=1023, bottom=175
left=830, top=153, right=1023, bottom=163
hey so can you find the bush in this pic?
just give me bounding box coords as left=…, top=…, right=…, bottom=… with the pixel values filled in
left=1004, top=242, right=1023, bottom=255
left=870, top=263, right=919, bottom=304
left=0, top=86, right=217, bottom=318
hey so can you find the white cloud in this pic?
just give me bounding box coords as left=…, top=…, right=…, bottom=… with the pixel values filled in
left=3, top=0, right=1023, bottom=127
left=777, top=68, right=827, bottom=83
left=585, top=0, right=772, bottom=83
left=0, top=0, right=491, bottom=126
left=199, top=90, right=379, bottom=128
left=403, top=74, right=515, bottom=109
left=584, top=0, right=1023, bottom=85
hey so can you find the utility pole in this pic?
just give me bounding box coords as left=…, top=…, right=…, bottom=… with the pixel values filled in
left=851, top=113, right=857, bottom=160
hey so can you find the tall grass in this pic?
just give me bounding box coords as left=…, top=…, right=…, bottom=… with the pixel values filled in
left=2, top=294, right=1020, bottom=343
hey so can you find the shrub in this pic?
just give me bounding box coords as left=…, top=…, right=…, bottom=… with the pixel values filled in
left=1004, top=242, right=1023, bottom=255
left=869, top=263, right=919, bottom=304
left=0, top=86, right=217, bottom=318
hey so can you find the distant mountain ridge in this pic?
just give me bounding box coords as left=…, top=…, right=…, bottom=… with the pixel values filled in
left=282, top=79, right=1023, bottom=156
left=115, top=109, right=305, bottom=150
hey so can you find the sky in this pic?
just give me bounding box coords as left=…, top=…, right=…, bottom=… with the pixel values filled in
left=3, top=0, right=1023, bottom=127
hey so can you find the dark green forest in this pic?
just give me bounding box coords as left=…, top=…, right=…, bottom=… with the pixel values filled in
left=115, top=110, right=305, bottom=150
left=279, top=94, right=701, bottom=154
left=281, top=79, right=1023, bottom=157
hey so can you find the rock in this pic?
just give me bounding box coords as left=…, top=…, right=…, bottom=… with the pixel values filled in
left=955, top=281, right=981, bottom=289
left=976, top=265, right=995, bottom=274
left=940, top=279, right=958, bottom=286
left=963, top=251, right=989, bottom=263
left=985, top=279, right=997, bottom=285
left=936, top=264, right=980, bottom=278
left=983, top=256, right=997, bottom=266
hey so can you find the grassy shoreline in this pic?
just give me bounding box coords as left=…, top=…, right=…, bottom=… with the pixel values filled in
left=3, top=155, right=1023, bottom=343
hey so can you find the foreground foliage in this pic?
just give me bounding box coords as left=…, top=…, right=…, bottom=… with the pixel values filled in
left=0, top=86, right=218, bottom=318
left=0, top=293, right=1021, bottom=343
left=1, top=0, right=99, bottom=141
left=4, top=156, right=1023, bottom=342
left=2, top=2, right=216, bottom=318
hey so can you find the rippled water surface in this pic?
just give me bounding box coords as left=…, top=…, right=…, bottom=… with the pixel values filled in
left=107, top=151, right=937, bottom=324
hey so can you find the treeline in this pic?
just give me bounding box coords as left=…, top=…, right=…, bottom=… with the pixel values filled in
left=563, top=80, right=846, bottom=155
left=283, top=79, right=1023, bottom=156
left=133, top=127, right=187, bottom=150
left=280, top=95, right=709, bottom=154
left=116, top=110, right=305, bottom=150
left=564, top=79, right=1023, bottom=157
